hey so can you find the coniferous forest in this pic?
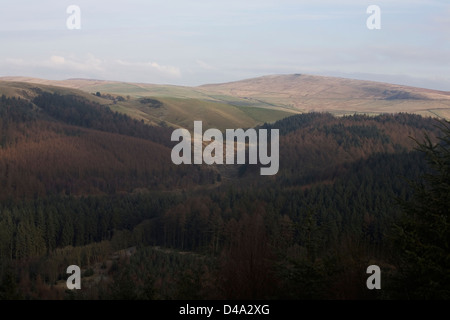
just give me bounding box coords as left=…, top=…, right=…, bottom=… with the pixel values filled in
left=0, top=90, right=449, bottom=300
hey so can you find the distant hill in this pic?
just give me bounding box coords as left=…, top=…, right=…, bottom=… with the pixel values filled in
left=2, top=74, right=450, bottom=122
left=198, top=74, right=450, bottom=119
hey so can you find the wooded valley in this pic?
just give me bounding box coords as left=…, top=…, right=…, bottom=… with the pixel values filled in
left=0, top=89, right=449, bottom=300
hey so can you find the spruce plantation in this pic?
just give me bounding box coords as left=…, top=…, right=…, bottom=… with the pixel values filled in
left=0, top=81, right=449, bottom=300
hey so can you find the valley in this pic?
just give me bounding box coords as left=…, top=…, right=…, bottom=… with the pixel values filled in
left=0, top=74, right=449, bottom=300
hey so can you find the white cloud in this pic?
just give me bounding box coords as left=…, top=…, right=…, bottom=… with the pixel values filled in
left=3, top=54, right=181, bottom=82
left=196, top=60, right=216, bottom=71
left=6, top=54, right=104, bottom=73
left=115, top=60, right=181, bottom=78
left=50, top=55, right=65, bottom=65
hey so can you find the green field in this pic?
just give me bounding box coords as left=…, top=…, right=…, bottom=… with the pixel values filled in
left=111, top=97, right=297, bottom=131
left=0, top=80, right=297, bottom=131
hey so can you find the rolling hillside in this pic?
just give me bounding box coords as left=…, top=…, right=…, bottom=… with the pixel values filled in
left=0, top=78, right=297, bottom=130
left=2, top=74, right=450, bottom=123
left=198, top=74, right=450, bottom=118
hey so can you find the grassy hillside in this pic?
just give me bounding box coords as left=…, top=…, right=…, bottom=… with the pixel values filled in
left=198, top=74, right=450, bottom=117
left=0, top=79, right=297, bottom=130
left=0, top=80, right=106, bottom=104
left=5, top=74, right=450, bottom=127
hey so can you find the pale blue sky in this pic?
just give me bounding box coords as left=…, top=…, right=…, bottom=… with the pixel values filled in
left=1, top=0, right=449, bottom=90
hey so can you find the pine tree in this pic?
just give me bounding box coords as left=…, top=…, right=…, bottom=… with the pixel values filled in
left=0, top=209, right=14, bottom=260
left=0, top=269, right=22, bottom=300
left=392, top=120, right=450, bottom=299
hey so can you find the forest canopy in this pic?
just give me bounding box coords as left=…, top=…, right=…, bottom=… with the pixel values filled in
left=0, top=91, right=448, bottom=299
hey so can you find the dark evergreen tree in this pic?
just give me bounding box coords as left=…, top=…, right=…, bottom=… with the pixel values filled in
left=0, top=269, right=22, bottom=300
left=392, top=120, right=450, bottom=299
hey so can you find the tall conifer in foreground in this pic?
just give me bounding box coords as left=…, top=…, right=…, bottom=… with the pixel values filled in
left=393, top=120, right=450, bottom=299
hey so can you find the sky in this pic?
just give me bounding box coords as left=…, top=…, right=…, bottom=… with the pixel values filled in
left=0, top=0, right=449, bottom=90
